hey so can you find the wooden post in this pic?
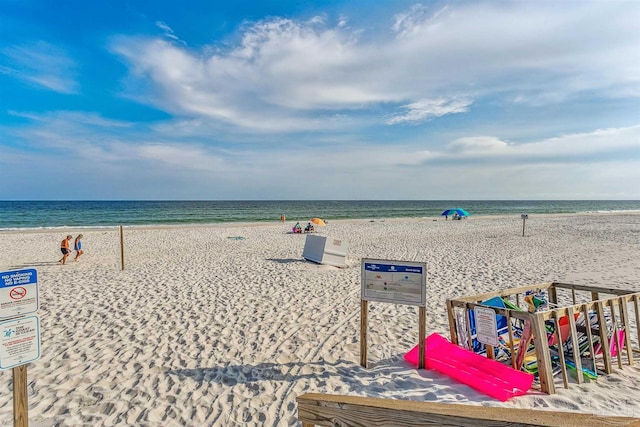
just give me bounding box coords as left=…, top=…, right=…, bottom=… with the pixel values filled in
left=119, top=225, right=125, bottom=271
left=549, top=285, right=558, bottom=307
left=608, top=299, right=623, bottom=369
left=595, top=301, right=612, bottom=374
left=635, top=295, right=640, bottom=357
left=464, top=308, right=474, bottom=354
left=418, top=306, right=426, bottom=369
left=531, top=312, right=555, bottom=394
left=566, top=306, right=583, bottom=384
left=360, top=300, right=368, bottom=368
left=581, top=303, right=597, bottom=374
left=522, top=217, right=526, bottom=237
left=619, top=297, right=634, bottom=366
left=13, top=365, right=28, bottom=427
left=553, top=311, right=569, bottom=389
left=506, top=311, right=516, bottom=369
left=446, top=300, right=457, bottom=345
left=296, top=393, right=640, bottom=426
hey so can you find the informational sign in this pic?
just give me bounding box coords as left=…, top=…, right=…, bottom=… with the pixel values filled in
left=474, top=306, right=498, bottom=346
left=361, top=259, right=426, bottom=307
left=0, top=269, right=39, bottom=320
left=0, top=315, right=41, bottom=370
left=521, top=214, right=529, bottom=220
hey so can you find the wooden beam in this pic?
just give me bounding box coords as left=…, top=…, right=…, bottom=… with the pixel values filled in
left=450, top=282, right=554, bottom=303
left=609, top=299, right=623, bottom=369
left=360, top=300, right=368, bottom=368
left=507, top=310, right=516, bottom=369
left=549, top=286, right=558, bottom=307
left=119, top=225, right=125, bottom=271
left=552, top=282, right=631, bottom=296
left=566, top=306, right=583, bottom=384
left=619, top=298, right=634, bottom=366
left=635, top=295, right=640, bottom=361
left=296, top=393, right=640, bottom=427
left=595, top=301, right=613, bottom=374
left=418, top=306, right=426, bottom=369
left=552, top=310, right=569, bottom=389
left=446, top=300, right=457, bottom=346
left=464, top=308, right=474, bottom=355
left=581, top=303, right=597, bottom=374
left=531, top=312, right=555, bottom=394
left=13, top=365, right=28, bottom=427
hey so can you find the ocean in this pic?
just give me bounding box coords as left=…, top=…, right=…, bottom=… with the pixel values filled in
left=1, top=200, right=639, bottom=230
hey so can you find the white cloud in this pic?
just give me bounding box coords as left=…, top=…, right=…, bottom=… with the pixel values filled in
left=109, top=1, right=639, bottom=136
left=155, top=21, right=182, bottom=43
left=431, top=126, right=640, bottom=164
left=386, top=97, right=472, bottom=125
left=2, top=108, right=638, bottom=199
left=0, top=41, right=79, bottom=93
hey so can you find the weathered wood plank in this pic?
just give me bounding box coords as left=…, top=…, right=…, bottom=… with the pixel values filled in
left=553, top=310, right=569, bottom=388
left=552, top=282, right=631, bottom=296
left=532, top=312, right=555, bottom=394
left=446, top=300, right=457, bottom=345
left=609, top=299, right=623, bottom=369
left=451, top=282, right=554, bottom=303
left=13, top=365, right=28, bottom=427
left=296, top=393, right=640, bottom=427
left=567, top=306, right=583, bottom=384
left=595, top=301, right=613, bottom=374
left=620, top=298, right=634, bottom=365
left=360, top=300, right=368, bottom=368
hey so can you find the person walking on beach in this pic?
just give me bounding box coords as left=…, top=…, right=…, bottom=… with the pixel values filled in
left=280, top=213, right=286, bottom=223
left=74, top=234, right=84, bottom=261
left=59, top=235, right=72, bottom=265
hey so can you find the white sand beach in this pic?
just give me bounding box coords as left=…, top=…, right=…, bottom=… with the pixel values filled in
left=0, top=213, right=639, bottom=426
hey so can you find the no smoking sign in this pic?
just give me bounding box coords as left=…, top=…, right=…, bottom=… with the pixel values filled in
left=0, top=269, right=39, bottom=319
left=9, top=287, right=27, bottom=300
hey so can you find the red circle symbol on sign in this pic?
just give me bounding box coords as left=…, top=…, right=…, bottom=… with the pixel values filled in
left=9, top=287, right=27, bottom=300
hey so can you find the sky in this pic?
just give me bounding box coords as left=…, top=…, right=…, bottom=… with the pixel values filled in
left=1, top=0, right=639, bottom=200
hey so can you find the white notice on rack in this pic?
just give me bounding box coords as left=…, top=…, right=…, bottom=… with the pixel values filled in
left=474, top=306, right=498, bottom=347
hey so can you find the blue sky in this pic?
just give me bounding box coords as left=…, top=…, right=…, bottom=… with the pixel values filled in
left=1, top=0, right=639, bottom=200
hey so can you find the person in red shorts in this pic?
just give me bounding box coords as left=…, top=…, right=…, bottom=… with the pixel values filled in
left=59, top=235, right=72, bottom=265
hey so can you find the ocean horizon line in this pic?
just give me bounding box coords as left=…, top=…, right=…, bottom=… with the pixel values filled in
left=1, top=200, right=639, bottom=231
left=3, top=198, right=639, bottom=202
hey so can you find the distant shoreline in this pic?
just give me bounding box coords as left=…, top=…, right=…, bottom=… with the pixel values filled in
left=2, top=200, right=639, bottom=230
left=2, top=211, right=639, bottom=234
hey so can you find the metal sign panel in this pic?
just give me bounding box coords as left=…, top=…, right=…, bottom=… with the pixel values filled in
left=0, top=315, right=41, bottom=370
left=0, top=269, right=39, bottom=320
left=361, top=259, right=426, bottom=307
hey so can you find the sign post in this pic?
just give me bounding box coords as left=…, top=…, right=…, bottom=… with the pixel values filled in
left=521, top=214, right=528, bottom=237
left=360, top=259, right=427, bottom=369
left=0, top=269, right=42, bottom=427
left=120, top=225, right=125, bottom=270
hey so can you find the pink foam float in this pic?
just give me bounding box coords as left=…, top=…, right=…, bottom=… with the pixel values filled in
left=405, top=332, right=534, bottom=401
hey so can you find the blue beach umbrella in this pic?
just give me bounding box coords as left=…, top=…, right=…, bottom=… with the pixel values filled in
left=441, top=208, right=470, bottom=217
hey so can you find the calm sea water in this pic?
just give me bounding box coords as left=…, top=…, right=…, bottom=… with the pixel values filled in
left=0, top=200, right=638, bottom=230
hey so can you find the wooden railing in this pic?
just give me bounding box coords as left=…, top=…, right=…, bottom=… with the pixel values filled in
left=296, top=393, right=640, bottom=426
left=447, top=282, right=640, bottom=394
